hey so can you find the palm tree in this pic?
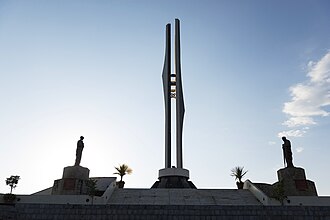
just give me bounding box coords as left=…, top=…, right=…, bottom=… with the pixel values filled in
left=231, top=166, right=248, bottom=189
left=114, top=164, right=132, bottom=187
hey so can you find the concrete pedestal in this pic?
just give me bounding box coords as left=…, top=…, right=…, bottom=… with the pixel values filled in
left=151, top=168, right=196, bottom=189
left=63, top=166, right=89, bottom=180
left=52, top=166, right=90, bottom=195
left=276, top=167, right=317, bottom=196
left=158, top=168, right=189, bottom=178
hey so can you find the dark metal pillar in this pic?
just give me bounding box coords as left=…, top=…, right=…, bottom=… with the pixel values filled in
left=162, top=24, right=172, bottom=168
left=175, top=19, right=185, bottom=169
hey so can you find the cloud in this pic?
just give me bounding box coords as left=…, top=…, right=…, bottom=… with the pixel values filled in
left=296, top=147, right=304, bottom=153
left=278, top=129, right=306, bottom=138
left=282, top=116, right=316, bottom=127
left=280, top=51, right=330, bottom=136
left=307, top=53, right=330, bottom=83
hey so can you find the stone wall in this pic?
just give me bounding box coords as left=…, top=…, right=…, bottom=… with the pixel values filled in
left=1, top=204, right=330, bottom=220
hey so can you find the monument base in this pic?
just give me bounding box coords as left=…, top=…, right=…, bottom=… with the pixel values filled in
left=151, top=168, right=196, bottom=189
left=62, top=166, right=89, bottom=180
left=275, top=167, right=317, bottom=196
left=51, top=165, right=90, bottom=195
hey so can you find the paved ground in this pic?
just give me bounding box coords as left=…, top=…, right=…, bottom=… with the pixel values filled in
left=107, top=189, right=262, bottom=205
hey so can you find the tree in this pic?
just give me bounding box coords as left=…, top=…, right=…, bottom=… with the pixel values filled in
left=231, top=166, right=248, bottom=189
left=6, top=175, right=20, bottom=194
left=114, top=164, right=132, bottom=182
left=86, top=178, right=98, bottom=205
left=272, top=181, right=287, bottom=205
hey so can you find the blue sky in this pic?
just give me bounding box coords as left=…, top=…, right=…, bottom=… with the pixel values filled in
left=1, top=0, right=330, bottom=196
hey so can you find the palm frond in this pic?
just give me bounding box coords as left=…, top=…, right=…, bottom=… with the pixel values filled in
left=114, top=164, right=133, bottom=182
left=230, top=166, right=248, bottom=182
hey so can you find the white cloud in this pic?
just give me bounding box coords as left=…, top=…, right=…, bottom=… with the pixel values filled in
left=284, top=83, right=330, bottom=118
left=296, top=147, right=304, bottom=153
left=278, top=129, right=306, bottom=138
left=308, top=52, right=330, bottom=83
left=282, top=116, right=316, bottom=127
left=281, top=51, right=330, bottom=131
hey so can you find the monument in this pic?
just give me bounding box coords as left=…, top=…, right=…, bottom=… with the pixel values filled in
left=152, top=19, right=196, bottom=188
left=52, top=136, right=91, bottom=195
left=275, top=137, right=317, bottom=196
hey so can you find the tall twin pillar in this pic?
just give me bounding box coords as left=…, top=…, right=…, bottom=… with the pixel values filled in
left=162, top=19, right=184, bottom=169
left=152, top=19, right=196, bottom=188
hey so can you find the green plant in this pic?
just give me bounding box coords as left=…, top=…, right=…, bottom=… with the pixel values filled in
left=114, top=164, right=132, bottom=182
left=6, top=175, right=20, bottom=194
left=272, top=181, right=287, bottom=205
left=86, top=179, right=97, bottom=204
left=230, top=166, right=248, bottom=183
left=86, top=179, right=97, bottom=196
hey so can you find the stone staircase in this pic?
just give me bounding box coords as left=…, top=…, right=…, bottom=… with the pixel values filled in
left=107, top=189, right=262, bottom=205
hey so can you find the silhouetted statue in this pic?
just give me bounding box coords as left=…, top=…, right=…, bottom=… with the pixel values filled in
left=75, top=136, right=84, bottom=166
left=282, top=136, right=293, bottom=167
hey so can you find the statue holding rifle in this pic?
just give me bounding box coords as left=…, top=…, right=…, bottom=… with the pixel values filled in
left=281, top=136, right=294, bottom=168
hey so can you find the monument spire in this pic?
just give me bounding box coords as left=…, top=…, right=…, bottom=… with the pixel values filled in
left=162, top=19, right=185, bottom=169
left=152, top=19, right=195, bottom=189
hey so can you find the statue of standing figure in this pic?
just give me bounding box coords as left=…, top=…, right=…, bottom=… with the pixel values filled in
left=282, top=136, right=294, bottom=168
left=75, top=136, right=84, bottom=166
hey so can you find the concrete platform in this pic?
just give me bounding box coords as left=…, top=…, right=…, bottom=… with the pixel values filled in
left=107, top=189, right=262, bottom=205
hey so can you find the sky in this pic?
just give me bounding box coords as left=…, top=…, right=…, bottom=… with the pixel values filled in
left=1, top=0, right=330, bottom=196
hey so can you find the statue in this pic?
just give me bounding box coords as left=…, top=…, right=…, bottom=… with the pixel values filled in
left=74, top=136, right=84, bottom=166
left=282, top=136, right=293, bottom=167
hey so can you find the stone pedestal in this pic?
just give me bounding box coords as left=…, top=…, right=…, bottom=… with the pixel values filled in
left=276, top=167, right=317, bottom=196
left=151, top=168, right=196, bottom=189
left=62, top=166, right=89, bottom=180
left=52, top=166, right=90, bottom=195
